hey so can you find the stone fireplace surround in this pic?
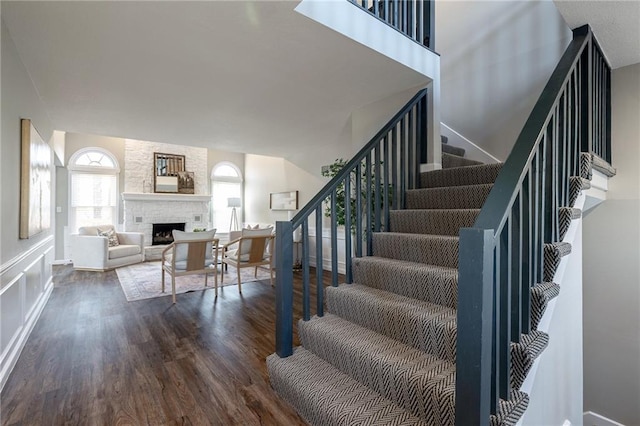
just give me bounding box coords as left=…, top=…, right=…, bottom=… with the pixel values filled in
left=122, top=193, right=210, bottom=249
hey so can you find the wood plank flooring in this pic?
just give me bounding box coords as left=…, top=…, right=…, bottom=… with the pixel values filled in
left=1, top=265, right=330, bottom=425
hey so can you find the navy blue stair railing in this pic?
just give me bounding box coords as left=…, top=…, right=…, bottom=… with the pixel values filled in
left=348, top=0, right=435, bottom=49
left=275, top=89, right=428, bottom=357
left=456, top=24, right=611, bottom=425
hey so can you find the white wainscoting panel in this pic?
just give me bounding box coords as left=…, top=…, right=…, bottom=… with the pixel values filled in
left=0, top=237, right=54, bottom=391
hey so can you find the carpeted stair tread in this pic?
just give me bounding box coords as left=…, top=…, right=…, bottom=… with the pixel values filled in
left=352, top=256, right=458, bottom=309
left=591, top=154, right=616, bottom=177
left=442, top=152, right=484, bottom=168
left=421, top=163, right=502, bottom=188
left=389, top=209, right=480, bottom=236
left=325, top=284, right=458, bottom=361
left=406, top=184, right=494, bottom=210
left=559, top=207, right=582, bottom=241
left=510, top=331, right=549, bottom=389
left=580, top=152, right=593, bottom=180
left=442, top=143, right=466, bottom=157
left=531, top=282, right=561, bottom=330
left=299, top=314, right=457, bottom=423
left=544, top=242, right=572, bottom=282
left=491, top=391, right=530, bottom=426
left=569, top=176, right=591, bottom=206
left=373, top=233, right=459, bottom=269
left=267, top=348, right=426, bottom=426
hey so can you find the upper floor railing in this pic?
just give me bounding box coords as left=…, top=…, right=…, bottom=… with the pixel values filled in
left=274, top=89, right=428, bottom=357
left=455, top=25, right=611, bottom=424
left=349, top=0, right=435, bottom=49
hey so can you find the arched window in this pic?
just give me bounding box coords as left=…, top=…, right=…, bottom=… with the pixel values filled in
left=211, top=162, right=243, bottom=232
left=68, top=148, right=119, bottom=232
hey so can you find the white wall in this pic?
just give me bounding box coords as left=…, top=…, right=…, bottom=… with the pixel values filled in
left=436, top=0, right=572, bottom=160
left=582, top=63, right=640, bottom=426
left=351, top=86, right=424, bottom=153
left=244, top=154, right=324, bottom=225
left=1, top=19, right=56, bottom=390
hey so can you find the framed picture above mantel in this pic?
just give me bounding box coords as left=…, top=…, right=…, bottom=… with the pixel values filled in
left=154, top=152, right=185, bottom=193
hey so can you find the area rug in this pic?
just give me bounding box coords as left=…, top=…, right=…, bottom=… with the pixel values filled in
left=115, top=261, right=272, bottom=302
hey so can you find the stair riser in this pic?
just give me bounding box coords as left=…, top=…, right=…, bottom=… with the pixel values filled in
left=442, top=143, right=466, bottom=157
left=352, top=258, right=458, bottom=309
left=299, top=315, right=457, bottom=424
left=325, top=285, right=548, bottom=404
left=267, top=350, right=425, bottom=425
left=405, top=184, right=493, bottom=210
left=326, top=285, right=458, bottom=362
left=442, top=153, right=483, bottom=168
left=531, top=282, right=560, bottom=330
left=543, top=242, right=572, bottom=283
left=389, top=210, right=479, bottom=236
left=510, top=332, right=549, bottom=390
left=373, top=233, right=459, bottom=269
left=569, top=176, right=590, bottom=206
left=421, top=163, right=502, bottom=188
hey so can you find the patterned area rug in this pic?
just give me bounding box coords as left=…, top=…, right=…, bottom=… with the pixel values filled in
left=116, top=261, right=272, bottom=301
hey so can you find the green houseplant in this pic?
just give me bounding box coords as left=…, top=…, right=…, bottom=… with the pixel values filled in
left=321, top=158, right=391, bottom=234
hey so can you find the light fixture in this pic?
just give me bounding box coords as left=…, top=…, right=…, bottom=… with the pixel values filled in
left=227, top=197, right=241, bottom=231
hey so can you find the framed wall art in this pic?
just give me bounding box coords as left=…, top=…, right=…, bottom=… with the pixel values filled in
left=20, top=119, right=52, bottom=239
left=270, top=190, right=298, bottom=211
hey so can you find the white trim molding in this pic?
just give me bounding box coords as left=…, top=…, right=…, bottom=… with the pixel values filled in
left=583, top=411, right=625, bottom=426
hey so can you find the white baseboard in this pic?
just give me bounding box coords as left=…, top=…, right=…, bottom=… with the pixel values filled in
left=584, top=411, right=625, bottom=426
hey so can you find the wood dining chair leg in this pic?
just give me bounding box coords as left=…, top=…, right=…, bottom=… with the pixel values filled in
left=237, top=266, right=242, bottom=293
left=171, top=275, right=177, bottom=304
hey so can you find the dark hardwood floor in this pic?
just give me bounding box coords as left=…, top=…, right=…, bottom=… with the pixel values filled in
left=1, top=265, right=328, bottom=425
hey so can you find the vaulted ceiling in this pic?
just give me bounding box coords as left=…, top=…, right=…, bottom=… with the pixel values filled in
left=2, top=1, right=637, bottom=167
left=1, top=1, right=428, bottom=165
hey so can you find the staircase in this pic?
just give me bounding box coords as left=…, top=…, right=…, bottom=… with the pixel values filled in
left=268, top=141, right=589, bottom=424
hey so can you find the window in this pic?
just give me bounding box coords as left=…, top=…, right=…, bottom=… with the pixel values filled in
left=211, top=162, right=242, bottom=232
left=68, top=148, right=119, bottom=233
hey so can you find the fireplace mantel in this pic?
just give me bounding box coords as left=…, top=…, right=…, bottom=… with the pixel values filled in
left=122, top=192, right=210, bottom=202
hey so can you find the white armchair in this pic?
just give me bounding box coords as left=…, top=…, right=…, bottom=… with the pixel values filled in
left=71, top=225, right=144, bottom=271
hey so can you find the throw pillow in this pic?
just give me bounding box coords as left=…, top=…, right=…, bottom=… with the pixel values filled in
left=98, top=228, right=120, bottom=247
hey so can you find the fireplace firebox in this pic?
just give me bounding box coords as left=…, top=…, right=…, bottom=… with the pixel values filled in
left=152, top=223, right=186, bottom=245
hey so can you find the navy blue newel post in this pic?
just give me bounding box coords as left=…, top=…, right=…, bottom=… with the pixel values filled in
left=456, top=228, right=495, bottom=426
left=275, top=220, right=294, bottom=358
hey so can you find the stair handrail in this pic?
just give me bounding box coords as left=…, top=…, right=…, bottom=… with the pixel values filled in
left=275, top=88, right=429, bottom=358
left=348, top=0, right=435, bottom=49
left=456, top=24, right=612, bottom=424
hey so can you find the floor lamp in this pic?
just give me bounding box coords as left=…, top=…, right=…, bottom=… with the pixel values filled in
left=228, top=197, right=241, bottom=232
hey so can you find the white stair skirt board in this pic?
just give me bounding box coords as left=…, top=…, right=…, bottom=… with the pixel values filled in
left=583, top=411, right=626, bottom=426
left=517, top=192, right=586, bottom=426
left=583, top=170, right=610, bottom=212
